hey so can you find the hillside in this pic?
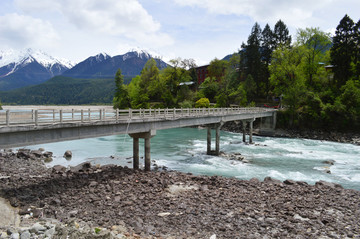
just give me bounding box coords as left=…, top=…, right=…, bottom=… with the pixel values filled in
left=0, top=76, right=115, bottom=105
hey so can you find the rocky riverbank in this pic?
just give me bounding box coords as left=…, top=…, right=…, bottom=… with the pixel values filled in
left=222, top=121, right=360, bottom=145
left=0, top=149, right=360, bottom=238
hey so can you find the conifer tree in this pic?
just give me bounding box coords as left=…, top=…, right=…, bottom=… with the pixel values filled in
left=330, top=14, right=355, bottom=87
left=273, top=19, right=292, bottom=49
left=113, top=69, right=129, bottom=109
left=243, top=23, right=262, bottom=96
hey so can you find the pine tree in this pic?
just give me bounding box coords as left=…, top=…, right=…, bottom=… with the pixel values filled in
left=331, top=14, right=355, bottom=87
left=273, top=20, right=292, bottom=49
left=354, top=19, right=360, bottom=80
left=113, top=69, right=129, bottom=109
left=261, top=24, right=275, bottom=95
left=243, top=23, right=263, bottom=96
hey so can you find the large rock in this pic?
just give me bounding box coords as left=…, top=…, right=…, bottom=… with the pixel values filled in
left=64, top=150, right=72, bottom=158
left=0, top=197, right=20, bottom=228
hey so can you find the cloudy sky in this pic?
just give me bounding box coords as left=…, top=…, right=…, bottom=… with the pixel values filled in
left=0, top=0, right=359, bottom=65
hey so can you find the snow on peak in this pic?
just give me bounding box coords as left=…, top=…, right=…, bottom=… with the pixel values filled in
left=122, top=48, right=160, bottom=61
left=0, top=48, right=74, bottom=69
left=94, top=52, right=111, bottom=62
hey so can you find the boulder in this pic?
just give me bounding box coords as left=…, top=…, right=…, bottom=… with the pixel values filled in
left=323, top=160, right=335, bottom=165
left=64, top=150, right=72, bottom=158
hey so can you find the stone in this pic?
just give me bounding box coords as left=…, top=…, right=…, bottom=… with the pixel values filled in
left=0, top=197, right=20, bottom=227
left=64, top=150, right=72, bottom=158
left=20, top=230, right=31, bottom=239
left=157, top=212, right=171, bottom=217
left=70, top=162, right=91, bottom=173
left=323, top=160, right=335, bottom=165
left=30, top=222, right=47, bottom=233
left=52, top=165, right=66, bottom=173
left=10, top=232, right=20, bottom=239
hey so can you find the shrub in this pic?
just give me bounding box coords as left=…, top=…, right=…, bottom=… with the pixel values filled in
left=195, top=98, right=210, bottom=108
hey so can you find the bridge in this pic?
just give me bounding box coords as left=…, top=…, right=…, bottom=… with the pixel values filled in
left=0, top=107, right=277, bottom=171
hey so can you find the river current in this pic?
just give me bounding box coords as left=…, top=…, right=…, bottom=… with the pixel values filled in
left=25, top=127, right=360, bottom=191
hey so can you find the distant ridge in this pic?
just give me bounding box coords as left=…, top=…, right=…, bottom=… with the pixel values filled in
left=0, top=48, right=73, bottom=91
left=62, top=50, right=168, bottom=79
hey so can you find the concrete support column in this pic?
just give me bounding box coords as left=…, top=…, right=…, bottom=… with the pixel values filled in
left=129, top=130, right=156, bottom=171
left=133, top=138, right=139, bottom=170
left=272, top=112, right=277, bottom=130
left=144, top=138, right=151, bottom=171
left=215, top=125, right=220, bottom=155
left=249, top=120, right=254, bottom=144
left=207, top=127, right=211, bottom=155
left=242, top=120, right=246, bottom=143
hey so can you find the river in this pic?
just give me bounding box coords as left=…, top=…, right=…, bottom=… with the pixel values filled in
left=25, top=127, right=360, bottom=191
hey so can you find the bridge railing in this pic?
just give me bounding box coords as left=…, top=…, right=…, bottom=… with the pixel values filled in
left=0, top=107, right=275, bottom=127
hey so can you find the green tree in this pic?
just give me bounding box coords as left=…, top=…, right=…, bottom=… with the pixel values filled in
left=296, top=27, right=332, bottom=88
left=273, top=19, right=292, bottom=49
left=140, top=58, right=162, bottom=102
left=269, top=45, right=307, bottom=125
left=354, top=19, right=360, bottom=80
left=261, top=24, right=275, bottom=95
left=207, top=58, right=228, bottom=81
left=127, top=75, right=149, bottom=108
left=241, top=22, right=264, bottom=96
left=113, top=69, right=129, bottom=109
left=331, top=14, right=355, bottom=87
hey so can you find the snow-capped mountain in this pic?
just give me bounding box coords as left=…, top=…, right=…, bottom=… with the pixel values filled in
left=62, top=50, right=167, bottom=79
left=0, top=49, right=74, bottom=91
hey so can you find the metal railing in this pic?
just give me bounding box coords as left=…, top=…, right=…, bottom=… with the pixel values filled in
left=0, top=107, right=276, bottom=127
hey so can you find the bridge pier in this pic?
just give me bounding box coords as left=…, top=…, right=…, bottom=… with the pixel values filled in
left=206, top=123, right=222, bottom=156
left=242, top=119, right=255, bottom=144
left=129, top=130, right=156, bottom=171
left=259, top=112, right=277, bottom=136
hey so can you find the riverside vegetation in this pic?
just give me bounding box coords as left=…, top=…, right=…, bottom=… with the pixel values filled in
left=113, top=15, right=360, bottom=132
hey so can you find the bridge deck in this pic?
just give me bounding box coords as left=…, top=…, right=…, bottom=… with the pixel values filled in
left=0, top=107, right=276, bottom=148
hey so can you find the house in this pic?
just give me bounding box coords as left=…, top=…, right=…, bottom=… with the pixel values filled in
left=195, top=65, right=209, bottom=85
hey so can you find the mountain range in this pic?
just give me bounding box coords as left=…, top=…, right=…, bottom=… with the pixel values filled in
left=0, top=49, right=168, bottom=91
left=0, top=49, right=74, bottom=91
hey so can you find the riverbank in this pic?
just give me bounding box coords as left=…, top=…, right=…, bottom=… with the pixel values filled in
left=0, top=149, right=359, bottom=238
left=222, top=122, right=360, bottom=145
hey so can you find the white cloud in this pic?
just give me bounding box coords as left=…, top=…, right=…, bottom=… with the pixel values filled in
left=0, top=13, right=59, bottom=48
left=15, top=0, right=174, bottom=46
left=173, top=0, right=333, bottom=28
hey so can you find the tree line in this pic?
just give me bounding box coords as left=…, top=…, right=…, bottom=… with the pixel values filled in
left=113, top=14, right=360, bottom=131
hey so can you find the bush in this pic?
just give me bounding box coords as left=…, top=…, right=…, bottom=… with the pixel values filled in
left=195, top=98, right=210, bottom=108
left=179, top=100, right=193, bottom=108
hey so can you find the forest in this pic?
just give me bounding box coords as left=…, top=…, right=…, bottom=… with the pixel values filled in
left=114, top=14, right=360, bottom=131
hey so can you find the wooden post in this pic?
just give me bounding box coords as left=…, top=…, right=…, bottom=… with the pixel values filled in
left=133, top=138, right=139, bottom=170
left=81, top=110, right=84, bottom=122
left=72, top=109, right=74, bottom=121
left=60, top=110, right=63, bottom=123
left=116, top=109, right=119, bottom=121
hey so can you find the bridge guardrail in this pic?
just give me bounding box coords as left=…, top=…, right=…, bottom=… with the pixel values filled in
left=0, top=107, right=276, bottom=127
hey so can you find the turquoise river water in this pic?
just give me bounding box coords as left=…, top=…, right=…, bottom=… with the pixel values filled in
left=25, top=127, right=360, bottom=191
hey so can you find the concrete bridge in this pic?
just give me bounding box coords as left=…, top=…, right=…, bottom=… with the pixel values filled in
left=0, top=107, right=277, bottom=170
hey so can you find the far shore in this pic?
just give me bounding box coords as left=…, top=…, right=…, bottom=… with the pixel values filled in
left=1, top=105, right=114, bottom=110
